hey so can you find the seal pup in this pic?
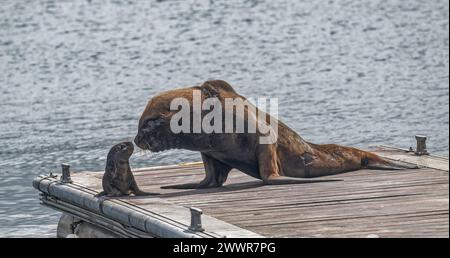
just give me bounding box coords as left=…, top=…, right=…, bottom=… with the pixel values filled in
left=96, top=142, right=159, bottom=197
left=134, top=80, right=418, bottom=189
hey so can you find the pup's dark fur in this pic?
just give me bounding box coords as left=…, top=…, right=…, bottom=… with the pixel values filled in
left=96, top=142, right=159, bottom=197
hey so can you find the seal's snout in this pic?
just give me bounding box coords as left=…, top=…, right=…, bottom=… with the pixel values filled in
left=118, top=141, right=134, bottom=156
left=125, top=142, right=134, bottom=154
left=134, top=133, right=146, bottom=150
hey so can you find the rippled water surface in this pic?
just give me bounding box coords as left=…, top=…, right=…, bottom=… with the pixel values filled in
left=0, top=0, right=448, bottom=237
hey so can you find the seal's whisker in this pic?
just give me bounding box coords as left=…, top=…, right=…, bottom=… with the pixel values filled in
left=133, top=150, right=147, bottom=157
left=131, top=146, right=153, bottom=158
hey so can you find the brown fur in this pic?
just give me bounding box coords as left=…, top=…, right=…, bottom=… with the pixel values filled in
left=135, top=80, right=418, bottom=189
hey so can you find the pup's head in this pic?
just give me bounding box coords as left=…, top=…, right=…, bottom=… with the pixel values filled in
left=107, top=141, right=134, bottom=162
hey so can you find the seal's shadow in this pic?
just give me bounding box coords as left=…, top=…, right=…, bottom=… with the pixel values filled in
left=155, top=181, right=266, bottom=198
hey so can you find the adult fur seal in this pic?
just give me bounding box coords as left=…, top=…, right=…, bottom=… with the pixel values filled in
left=96, top=142, right=159, bottom=196
left=134, top=80, right=418, bottom=189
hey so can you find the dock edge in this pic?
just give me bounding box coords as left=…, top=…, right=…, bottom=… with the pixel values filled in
left=33, top=175, right=262, bottom=238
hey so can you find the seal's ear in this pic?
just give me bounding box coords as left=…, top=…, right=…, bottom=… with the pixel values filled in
left=160, top=111, right=172, bottom=119
left=200, top=80, right=236, bottom=99
left=200, top=82, right=220, bottom=99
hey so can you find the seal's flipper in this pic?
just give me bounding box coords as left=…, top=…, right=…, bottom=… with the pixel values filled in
left=160, top=183, right=203, bottom=189
left=160, top=181, right=221, bottom=189
left=264, top=175, right=341, bottom=185
left=366, top=159, right=419, bottom=170
left=201, top=153, right=232, bottom=187
left=95, top=191, right=107, bottom=197
left=95, top=190, right=123, bottom=197
left=161, top=156, right=231, bottom=190
left=363, top=153, right=420, bottom=170
left=133, top=190, right=160, bottom=196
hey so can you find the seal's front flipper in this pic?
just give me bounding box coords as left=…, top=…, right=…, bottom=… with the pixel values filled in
left=160, top=177, right=224, bottom=189
left=160, top=156, right=231, bottom=190
left=160, top=183, right=202, bottom=189
left=133, top=190, right=160, bottom=196
left=264, top=175, right=340, bottom=185
left=160, top=181, right=221, bottom=189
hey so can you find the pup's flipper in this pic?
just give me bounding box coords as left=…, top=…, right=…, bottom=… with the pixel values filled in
left=95, top=191, right=107, bottom=197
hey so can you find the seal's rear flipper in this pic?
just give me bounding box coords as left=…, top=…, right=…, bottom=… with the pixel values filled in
left=367, top=161, right=419, bottom=170
left=365, top=155, right=420, bottom=170
left=264, top=175, right=341, bottom=185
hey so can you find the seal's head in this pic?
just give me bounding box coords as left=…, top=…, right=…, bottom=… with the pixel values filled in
left=135, top=80, right=237, bottom=152
left=134, top=88, right=193, bottom=152
left=105, top=142, right=134, bottom=177
left=108, top=141, right=134, bottom=161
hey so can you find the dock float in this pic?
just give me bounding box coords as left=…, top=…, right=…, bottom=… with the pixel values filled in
left=33, top=142, right=448, bottom=238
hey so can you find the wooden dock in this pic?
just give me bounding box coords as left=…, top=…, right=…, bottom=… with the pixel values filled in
left=34, top=146, right=448, bottom=238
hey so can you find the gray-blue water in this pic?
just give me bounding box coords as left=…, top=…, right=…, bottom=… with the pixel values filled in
left=0, top=0, right=448, bottom=237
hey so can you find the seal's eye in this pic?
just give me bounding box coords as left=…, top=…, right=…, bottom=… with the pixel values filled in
left=120, top=144, right=126, bottom=150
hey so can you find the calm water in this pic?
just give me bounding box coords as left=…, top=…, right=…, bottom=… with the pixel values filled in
left=0, top=0, right=448, bottom=237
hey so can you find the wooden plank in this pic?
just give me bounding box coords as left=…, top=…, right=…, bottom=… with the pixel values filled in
left=66, top=146, right=448, bottom=238
left=34, top=176, right=262, bottom=238
left=373, top=146, right=449, bottom=172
